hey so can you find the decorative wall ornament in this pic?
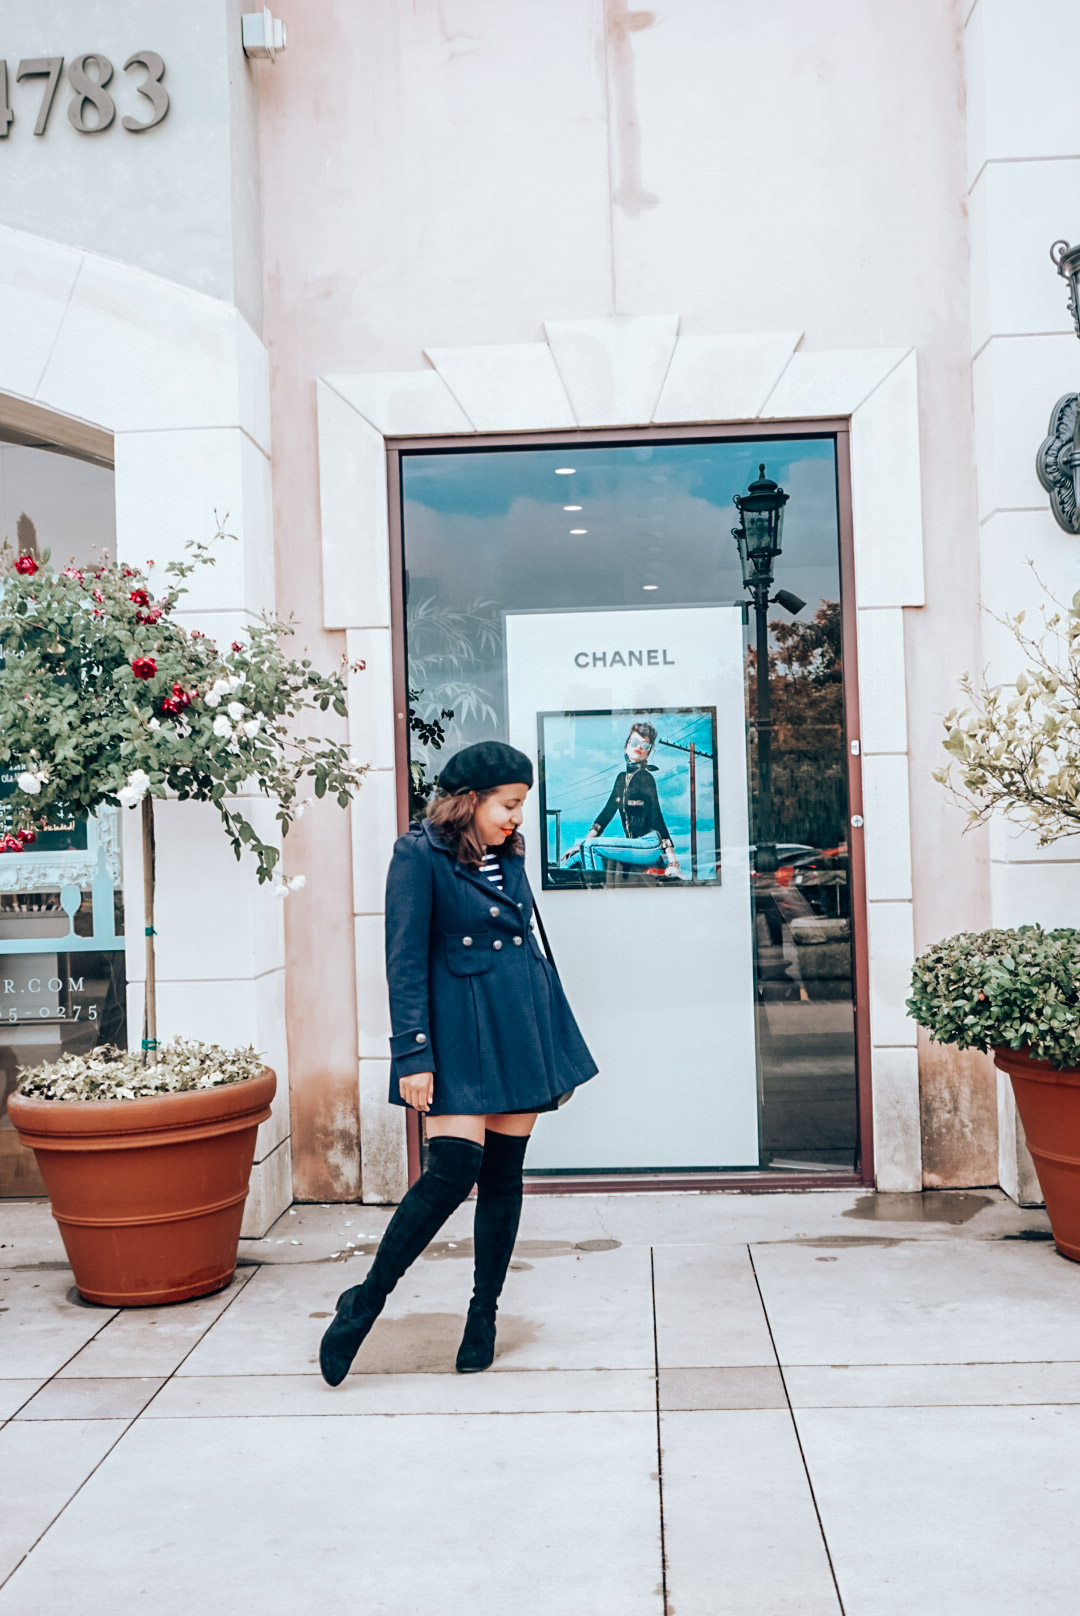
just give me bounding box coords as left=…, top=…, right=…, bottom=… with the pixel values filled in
left=1037, top=393, right=1080, bottom=535
left=1037, top=242, right=1080, bottom=535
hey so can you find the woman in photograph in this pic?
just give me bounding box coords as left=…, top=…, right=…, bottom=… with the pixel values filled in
left=564, top=720, right=683, bottom=879
left=320, top=741, right=598, bottom=1387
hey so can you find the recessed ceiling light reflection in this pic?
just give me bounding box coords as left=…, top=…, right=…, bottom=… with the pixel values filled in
left=643, top=584, right=658, bottom=591
left=554, top=467, right=576, bottom=475
left=569, top=528, right=587, bottom=535
left=563, top=504, right=582, bottom=511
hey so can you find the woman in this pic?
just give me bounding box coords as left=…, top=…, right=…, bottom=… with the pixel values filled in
left=564, top=720, right=682, bottom=879
left=320, top=740, right=598, bottom=1386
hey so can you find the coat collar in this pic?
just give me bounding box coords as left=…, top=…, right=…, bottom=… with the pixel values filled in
left=421, top=819, right=526, bottom=908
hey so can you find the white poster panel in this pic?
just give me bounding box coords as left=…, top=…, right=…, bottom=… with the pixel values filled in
left=505, top=606, right=758, bottom=1170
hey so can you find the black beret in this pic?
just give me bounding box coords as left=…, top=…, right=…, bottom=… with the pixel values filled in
left=437, top=741, right=534, bottom=795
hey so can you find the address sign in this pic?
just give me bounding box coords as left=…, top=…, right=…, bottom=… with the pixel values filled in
left=0, top=52, right=169, bottom=137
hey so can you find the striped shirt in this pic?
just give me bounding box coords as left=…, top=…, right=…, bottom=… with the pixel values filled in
left=479, top=849, right=504, bottom=890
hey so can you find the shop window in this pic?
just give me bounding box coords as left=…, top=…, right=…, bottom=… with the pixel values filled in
left=0, top=430, right=123, bottom=1195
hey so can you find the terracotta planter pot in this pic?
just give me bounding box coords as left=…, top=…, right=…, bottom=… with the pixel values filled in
left=993, top=1046, right=1080, bottom=1262
left=8, top=1068, right=276, bottom=1306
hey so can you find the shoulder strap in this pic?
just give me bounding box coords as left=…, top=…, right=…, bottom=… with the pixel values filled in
left=532, top=897, right=558, bottom=977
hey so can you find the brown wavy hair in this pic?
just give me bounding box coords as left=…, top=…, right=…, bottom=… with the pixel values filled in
left=426, top=789, right=525, bottom=868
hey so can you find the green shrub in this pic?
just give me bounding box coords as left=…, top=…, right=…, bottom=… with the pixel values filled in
left=908, top=926, right=1080, bottom=1068
left=17, top=1039, right=264, bottom=1102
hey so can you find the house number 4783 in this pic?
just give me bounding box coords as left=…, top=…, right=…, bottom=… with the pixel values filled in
left=0, top=53, right=169, bottom=137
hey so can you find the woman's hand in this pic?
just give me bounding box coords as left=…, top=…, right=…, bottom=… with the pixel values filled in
left=399, top=1071, right=434, bottom=1113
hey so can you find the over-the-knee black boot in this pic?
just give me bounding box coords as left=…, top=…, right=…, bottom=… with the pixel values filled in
left=320, top=1135, right=483, bottom=1386
left=456, top=1130, right=529, bottom=1373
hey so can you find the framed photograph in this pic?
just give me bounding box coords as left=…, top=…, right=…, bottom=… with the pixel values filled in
left=537, top=706, right=721, bottom=890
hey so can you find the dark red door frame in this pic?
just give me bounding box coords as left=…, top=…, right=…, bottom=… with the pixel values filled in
left=385, top=420, right=873, bottom=1194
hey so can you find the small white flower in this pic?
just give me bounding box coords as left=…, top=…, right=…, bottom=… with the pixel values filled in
left=227, top=701, right=244, bottom=721
left=16, top=772, right=41, bottom=795
left=349, top=758, right=362, bottom=771
left=287, top=874, right=307, bottom=891
left=148, top=718, right=161, bottom=731
left=272, top=882, right=290, bottom=898
left=117, top=768, right=151, bottom=808
left=212, top=715, right=232, bottom=738
left=293, top=799, right=311, bottom=819
left=242, top=717, right=261, bottom=738
left=204, top=687, right=222, bottom=708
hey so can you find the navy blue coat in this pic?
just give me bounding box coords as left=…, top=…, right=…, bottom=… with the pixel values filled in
left=385, top=821, right=598, bottom=1116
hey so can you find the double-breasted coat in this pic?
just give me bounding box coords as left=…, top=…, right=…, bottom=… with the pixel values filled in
left=385, top=820, right=598, bottom=1116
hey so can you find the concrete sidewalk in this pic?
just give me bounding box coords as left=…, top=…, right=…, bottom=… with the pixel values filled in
left=0, top=1186, right=1076, bottom=1615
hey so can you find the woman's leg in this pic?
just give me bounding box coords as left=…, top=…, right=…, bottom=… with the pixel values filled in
left=580, top=832, right=662, bottom=872
left=425, top=1114, right=486, bottom=1143
left=319, top=1130, right=483, bottom=1386
left=456, top=1110, right=537, bottom=1373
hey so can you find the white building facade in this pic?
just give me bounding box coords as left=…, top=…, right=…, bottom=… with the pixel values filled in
left=0, top=0, right=1075, bottom=1216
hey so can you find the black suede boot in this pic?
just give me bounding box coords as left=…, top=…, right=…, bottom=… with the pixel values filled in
left=456, top=1130, right=529, bottom=1373
left=319, top=1135, right=483, bottom=1386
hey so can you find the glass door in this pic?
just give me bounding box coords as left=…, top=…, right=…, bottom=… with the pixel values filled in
left=398, top=433, right=858, bottom=1176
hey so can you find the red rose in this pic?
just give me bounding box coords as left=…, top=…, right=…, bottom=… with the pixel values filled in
left=14, top=554, right=37, bottom=576
left=61, top=567, right=84, bottom=582
left=19, top=829, right=36, bottom=846
left=136, top=607, right=162, bottom=625
left=171, top=683, right=191, bottom=709
left=231, top=642, right=243, bottom=653
left=159, top=697, right=179, bottom=715
left=131, top=656, right=157, bottom=680
left=190, top=629, right=205, bottom=639
left=92, top=589, right=104, bottom=603
left=129, top=588, right=150, bottom=607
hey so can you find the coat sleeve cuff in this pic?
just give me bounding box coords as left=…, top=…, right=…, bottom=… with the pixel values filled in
left=389, top=1029, right=434, bottom=1076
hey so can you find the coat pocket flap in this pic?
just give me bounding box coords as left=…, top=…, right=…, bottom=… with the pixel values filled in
left=443, top=931, right=495, bottom=976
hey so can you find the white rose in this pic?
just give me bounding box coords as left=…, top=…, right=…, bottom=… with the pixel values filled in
left=227, top=701, right=245, bottom=721
left=287, top=874, right=307, bottom=891
left=212, top=715, right=232, bottom=738
left=16, top=772, right=41, bottom=795
left=117, top=785, right=141, bottom=807
left=204, top=688, right=222, bottom=708
left=293, top=799, right=311, bottom=819
left=242, top=717, right=261, bottom=738
left=148, top=718, right=161, bottom=731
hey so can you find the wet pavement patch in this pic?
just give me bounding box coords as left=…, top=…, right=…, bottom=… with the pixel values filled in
left=843, top=1191, right=993, bottom=1226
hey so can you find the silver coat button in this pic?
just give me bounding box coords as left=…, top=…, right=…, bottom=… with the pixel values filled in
left=513, top=936, right=523, bottom=946
left=493, top=940, right=503, bottom=950
left=489, top=906, right=499, bottom=917
left=415, top=1033, right=427, bottom=1043
left=462, top=936, right=473, bottom=946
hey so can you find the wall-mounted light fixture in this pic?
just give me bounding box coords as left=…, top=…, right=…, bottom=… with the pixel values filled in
left=242, top=9, right=288, bottom=62
left=1036, top=240, right=1080, bottom=533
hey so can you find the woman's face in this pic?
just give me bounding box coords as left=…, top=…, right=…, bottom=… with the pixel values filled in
left=474, top=782, right=530, bottom=846
left=625, top=730, right=653, bottom=765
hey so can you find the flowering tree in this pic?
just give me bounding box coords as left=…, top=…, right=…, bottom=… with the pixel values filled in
left=0, top=530, right=366, bottom=1060
left=938, top=589, right=1080, bottom=843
